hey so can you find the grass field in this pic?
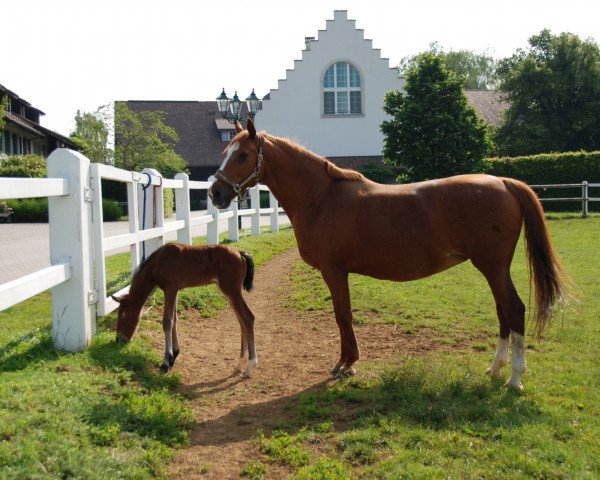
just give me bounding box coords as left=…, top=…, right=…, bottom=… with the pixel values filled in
left=248, top=216, right=600, bottom=479
left=0, top=228, right=296, bottom=479
left=1, top=217, right=599, bottom=479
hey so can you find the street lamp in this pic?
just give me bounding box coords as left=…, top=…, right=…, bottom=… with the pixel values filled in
left=216, top=88, right=260, bottom=124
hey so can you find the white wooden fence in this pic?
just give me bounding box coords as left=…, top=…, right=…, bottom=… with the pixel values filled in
left=0, top=149, right=284, bottom=351
left=531, top=181, right=600, bottom=217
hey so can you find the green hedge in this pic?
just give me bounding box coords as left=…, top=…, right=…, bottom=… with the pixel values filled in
left=3, top=198, right=123, bottom=223
left=484, top=151, right=600, bottom=212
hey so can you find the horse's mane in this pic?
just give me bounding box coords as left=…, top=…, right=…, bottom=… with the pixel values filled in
left=268, top=134, right=365, bottom=182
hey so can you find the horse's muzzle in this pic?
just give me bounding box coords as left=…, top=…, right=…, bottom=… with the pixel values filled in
left=208, top=182, right=233, bottom=209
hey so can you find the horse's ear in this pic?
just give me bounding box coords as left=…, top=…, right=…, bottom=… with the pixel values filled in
left=235, top=120, right=243, bottom=133
left=247, top=118, right=256, bottom=140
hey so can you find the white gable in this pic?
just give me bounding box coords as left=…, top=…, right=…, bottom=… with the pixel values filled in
left=255, top=10, right=404, bottom=158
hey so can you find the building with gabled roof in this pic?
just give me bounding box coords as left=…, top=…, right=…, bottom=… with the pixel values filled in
left=254, top=10, right=405, bottom=169
left=0, top=84, right=78, bottom=158
left=121, top=100, right=251, bottom=180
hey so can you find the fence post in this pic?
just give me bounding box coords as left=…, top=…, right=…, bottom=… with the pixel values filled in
left=250, top=185, right=261, bottom=236
left=138, top=168, right=164, bottom=259
left=582, top=181, right=589, bottom=218
left=269, top=191, right=279, bottom=233
left=47, top=149, right=96, bottom=352
left=228, top=199, right=240, bottom=242
left=175, top=173, right=192, bottom=244
left=207, top=195, right=219, bottom=245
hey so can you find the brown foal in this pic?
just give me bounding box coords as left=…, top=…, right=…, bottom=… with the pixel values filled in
left=113, top=243, right=257, bottom=377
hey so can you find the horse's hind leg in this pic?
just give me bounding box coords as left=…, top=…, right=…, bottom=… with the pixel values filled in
left=481, top=268, right=527, bottom=390
left=486, top=304, right=510, bottom=378
left=160, top=290, right=178, bottom=373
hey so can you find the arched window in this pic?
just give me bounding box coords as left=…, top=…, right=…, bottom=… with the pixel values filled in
left=323, top=62, right=362, bottom=115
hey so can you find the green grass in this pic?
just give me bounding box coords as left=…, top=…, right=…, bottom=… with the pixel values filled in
left=0, top=227, right=295, bottom=479
left=258, top=217, right=600, bottom=479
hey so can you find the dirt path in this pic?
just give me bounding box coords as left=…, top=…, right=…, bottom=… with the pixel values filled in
left=160, top=247, right=478, bottom=479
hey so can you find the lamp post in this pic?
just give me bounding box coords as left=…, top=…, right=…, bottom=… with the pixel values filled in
left=216, top=88, right=260, bottom=124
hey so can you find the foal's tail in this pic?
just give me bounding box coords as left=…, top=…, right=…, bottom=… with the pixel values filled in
left=240, top=251, right=254, bottom=292
left=502, top=178, right=572, bottom=339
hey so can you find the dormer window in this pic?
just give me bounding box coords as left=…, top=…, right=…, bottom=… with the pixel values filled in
left=323, top=62, right=362, bottom=115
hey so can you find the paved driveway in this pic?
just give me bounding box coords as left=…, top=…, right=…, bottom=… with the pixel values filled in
left=0, top=214, right=289, bottom=285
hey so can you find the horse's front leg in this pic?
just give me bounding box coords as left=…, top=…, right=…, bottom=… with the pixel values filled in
left=322, top=269, right=359, bottom=378
left=160, top=290, right=178, bottom=373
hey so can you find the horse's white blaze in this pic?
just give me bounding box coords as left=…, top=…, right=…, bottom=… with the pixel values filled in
left=506, top=332, right=527, bottom=391
left=487, top=336, right=509, bottom=377
left=219, top=142, right=239, bottom=171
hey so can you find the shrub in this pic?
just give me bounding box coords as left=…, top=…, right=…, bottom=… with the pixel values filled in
left=0, top=154, right=46, bottom=178
left=4, top=198, right=48, bottom=222
left=102, top=199, right=124, bottom=221
left=3, top=198, right=124, bottom=222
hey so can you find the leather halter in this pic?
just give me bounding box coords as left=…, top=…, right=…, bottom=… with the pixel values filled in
left=214, top=134, right=264, bottom=199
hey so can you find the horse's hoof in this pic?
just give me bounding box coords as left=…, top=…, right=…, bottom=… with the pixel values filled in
left=504, top=380, right=524, bottom=392
left=486, top=366, right=503, bottom=380
left=331, top=364, right=343, bottom=376
left=159, top=364, right=170, bottom=374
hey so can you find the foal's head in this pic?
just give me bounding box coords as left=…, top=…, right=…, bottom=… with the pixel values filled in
left=112, top=294, right=140, bottom=343
left=209, top=118, right=263, bottom=209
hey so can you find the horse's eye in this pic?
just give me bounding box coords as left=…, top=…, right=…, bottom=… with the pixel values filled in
left=239, top=152, right=248, bottom=160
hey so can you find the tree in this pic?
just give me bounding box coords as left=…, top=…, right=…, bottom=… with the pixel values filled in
left=114, top=102, right=188, bottom=178
left=496, top=29, right=600, bottom=155
left=382, top=53, right=493, bottom=182
left=0, top=94, right=8, bottom=131
left=399, top=42, right=498, bottom=90
left=70, top=104, right=113, bottom=164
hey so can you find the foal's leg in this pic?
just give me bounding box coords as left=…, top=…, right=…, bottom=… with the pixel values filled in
left=221, top=285, right=257, bottom=378
left=171, top=305, right=180, bottom=367
left=322, top=269, right=359, bottom=378
left=160, top=290, right=178, bottom=373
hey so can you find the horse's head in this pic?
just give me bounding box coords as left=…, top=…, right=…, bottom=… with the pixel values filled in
left=112, top=294, right=139, bottom=343
left=209, top=118, right=263, bottom=209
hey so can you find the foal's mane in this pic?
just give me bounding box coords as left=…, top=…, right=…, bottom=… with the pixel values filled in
left=269, top=134, right=364, bottom=182
left=132, top=245, right=163, bottom=284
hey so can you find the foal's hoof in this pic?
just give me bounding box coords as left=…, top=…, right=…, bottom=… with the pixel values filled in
left=159, top=364, right=170, bottom=374
left=170, top=350, right=180, bottom=367
left=334, top=366, right=356, bottom=380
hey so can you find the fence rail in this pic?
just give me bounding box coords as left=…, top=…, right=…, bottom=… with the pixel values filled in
left=531, top=181, right=600, bottom=217
left=0, top=149, right=286, bottom=351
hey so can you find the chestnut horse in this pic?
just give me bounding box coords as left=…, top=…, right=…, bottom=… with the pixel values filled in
left=209, top=119, right=571, bottom=390
left=112, top=243, right=257, bottom=377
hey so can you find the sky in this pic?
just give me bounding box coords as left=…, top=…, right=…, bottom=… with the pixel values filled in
left=4, top=0, right=599, bottom=137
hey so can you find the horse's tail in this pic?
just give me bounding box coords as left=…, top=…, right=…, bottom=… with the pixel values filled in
left=240, top=251, right=254, bottom=292
left=502, top=178, right=572, bottom=339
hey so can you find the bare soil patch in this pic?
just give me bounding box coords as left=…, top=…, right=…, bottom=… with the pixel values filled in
left=144, top=247, right=485, bottom=479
